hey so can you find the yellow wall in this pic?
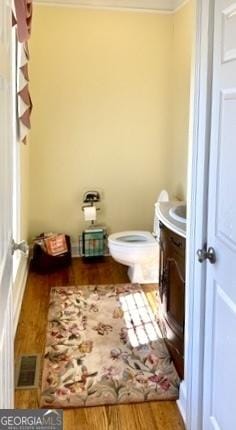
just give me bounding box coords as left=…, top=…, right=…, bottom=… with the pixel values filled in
left=28, top=6, right=173, bottom=240
left=169, top=1, right=193, bottom=200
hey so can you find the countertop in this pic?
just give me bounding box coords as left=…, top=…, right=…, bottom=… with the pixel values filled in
left=156, top=201, right=187, bottom=238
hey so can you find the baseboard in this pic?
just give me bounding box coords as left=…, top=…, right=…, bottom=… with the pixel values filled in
left=71, top=242, right=80, bottom=257
left=177, top=380, right=187, bottom=425
left=13, top=255, right=29, bottom=337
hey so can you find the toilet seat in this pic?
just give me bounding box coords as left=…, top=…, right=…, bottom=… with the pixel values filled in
left=108, top=231, right=157, bottom=247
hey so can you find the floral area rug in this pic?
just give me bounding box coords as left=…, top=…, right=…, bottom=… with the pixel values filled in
left=40, top=284, right=180, bottom=408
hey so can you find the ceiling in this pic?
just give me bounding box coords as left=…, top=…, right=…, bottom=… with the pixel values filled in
left=34, top=0, right=187, bottom=13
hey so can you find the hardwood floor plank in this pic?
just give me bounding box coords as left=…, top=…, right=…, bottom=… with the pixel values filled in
left=106, top=403, right=155, bottom=430
left=14, top=257, right=185, bottom=430
left=150, top=401, right=185, bottom=430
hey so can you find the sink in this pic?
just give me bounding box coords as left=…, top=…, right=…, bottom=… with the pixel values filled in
left=169, top=204, right=187, bottom=224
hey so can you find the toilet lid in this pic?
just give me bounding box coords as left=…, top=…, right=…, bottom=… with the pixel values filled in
left=108, top=231, right=157, bottom=247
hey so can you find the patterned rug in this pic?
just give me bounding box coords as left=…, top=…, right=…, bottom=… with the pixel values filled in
left=40, top=284, right=180, bottom=408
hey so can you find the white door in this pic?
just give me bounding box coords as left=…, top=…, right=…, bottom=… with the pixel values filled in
left=203, top=0, right=236, bottom=428
left=0, top=0, right=14, bottom=408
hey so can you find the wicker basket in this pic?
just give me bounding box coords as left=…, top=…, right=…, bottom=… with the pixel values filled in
left=31, top=235, right=71, bottom=273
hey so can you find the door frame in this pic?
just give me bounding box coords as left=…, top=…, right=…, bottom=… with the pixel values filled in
left=0, top=0, right=15, bottom=408
left=177, top=0, right=215, bottom=428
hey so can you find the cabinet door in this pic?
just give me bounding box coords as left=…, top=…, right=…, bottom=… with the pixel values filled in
left=164, top=256, right=185, bottom=350
left=159, top=224, right=185, bottom=378
left=159, top=222, right=167, bottom=296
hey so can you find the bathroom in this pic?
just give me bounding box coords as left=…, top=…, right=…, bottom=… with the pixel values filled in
left=15, top=0, right=193, bottom=426
left=0, top=0, right=234, bottom=426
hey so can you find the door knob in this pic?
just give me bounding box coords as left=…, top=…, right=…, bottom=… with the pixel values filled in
left=11, top=239, right=29, bottom=255
left=197, top=246, right=216, bottom=264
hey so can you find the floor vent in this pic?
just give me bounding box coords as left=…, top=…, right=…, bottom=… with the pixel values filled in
left=15, top=354, right=41, bottom=389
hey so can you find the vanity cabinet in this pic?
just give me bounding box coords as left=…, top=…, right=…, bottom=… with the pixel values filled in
left=159, top=222, right=185, bottom=379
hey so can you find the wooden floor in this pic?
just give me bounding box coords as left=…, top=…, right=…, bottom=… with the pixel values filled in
left=15, top=257, right=185, bottom=430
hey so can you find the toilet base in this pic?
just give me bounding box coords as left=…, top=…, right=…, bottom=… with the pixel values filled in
left=128, top=262, right=159, bottom=284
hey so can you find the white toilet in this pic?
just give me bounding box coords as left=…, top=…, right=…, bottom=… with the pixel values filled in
left=108, top=190, right=169, bottom=284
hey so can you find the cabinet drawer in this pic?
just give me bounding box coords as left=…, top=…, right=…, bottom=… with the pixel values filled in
left=169, top=233, right=185, bottom=250
left=161, top=227, right=186, bottom=259
left=160, top=224, right=185, bottom=249
left=167, top=230, right=185, bottom=249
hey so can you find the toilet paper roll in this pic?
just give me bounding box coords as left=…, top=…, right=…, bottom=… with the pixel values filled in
left=84, top=206, right=97, bottom=221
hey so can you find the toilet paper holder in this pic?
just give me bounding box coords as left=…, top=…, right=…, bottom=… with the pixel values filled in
left=81, top=190, right=100, bottom=219
left=83, top=191, right=100, bottom=204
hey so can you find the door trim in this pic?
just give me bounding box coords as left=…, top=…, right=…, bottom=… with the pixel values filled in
left=178, top=0, right=215, bottom=428
left=13, top=254, right=29, bottom=336
left=0, top=0, right=15, bottom=409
